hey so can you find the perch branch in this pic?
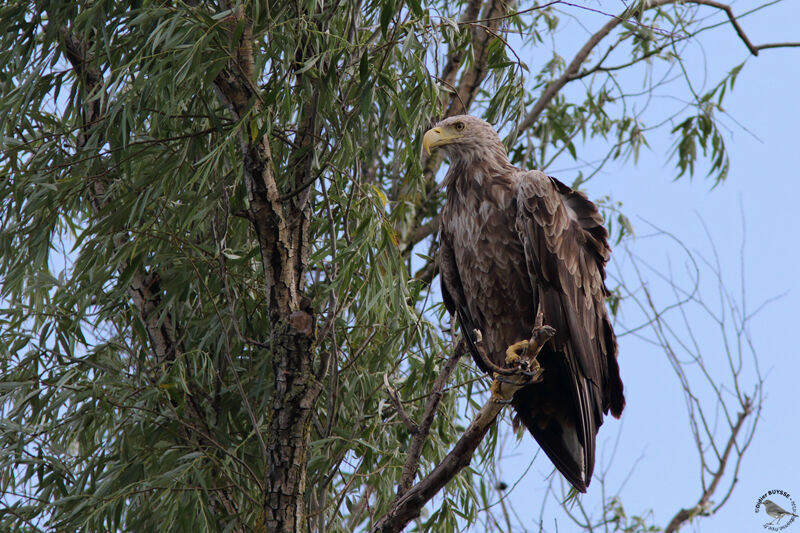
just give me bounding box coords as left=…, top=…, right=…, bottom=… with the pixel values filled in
left=372, top=331, right=546, bottom=532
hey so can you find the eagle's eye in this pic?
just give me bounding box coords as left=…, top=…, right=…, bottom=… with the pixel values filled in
left=454, top=121, right=465, bottom=131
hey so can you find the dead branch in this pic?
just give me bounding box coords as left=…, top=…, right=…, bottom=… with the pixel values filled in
left=613, top=222, right=765, bottom=533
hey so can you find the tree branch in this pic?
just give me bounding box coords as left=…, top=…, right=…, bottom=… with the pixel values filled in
left=664, top=403, right=752, bottom=533
left=58, top=24, right=181, bottom=367
left=445, top=0, right=514, bottom=116
left=438, top=0, right=484, bottom=97
left=516, top=0, right=800, bottom=136
left=617, top=225, right=764, bottom=533
left=214, top=5, right=298, bottom=320
left=399, top=0, right=514, bottom=256
left=399, top=214, right=440, bottom=255
left=372, top=334, right=545, bottom=533
left=384, top=375, right=420, bottom=435
left=396, top=342, right=464, bottom=497
left=515, top=6, right=626, bottom=135
left=686, top=0, right=761, bottom=56
left=370, top=372, right=533, bottom=533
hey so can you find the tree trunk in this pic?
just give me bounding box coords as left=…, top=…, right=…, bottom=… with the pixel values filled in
left=262, top=319, right=319, bottom=532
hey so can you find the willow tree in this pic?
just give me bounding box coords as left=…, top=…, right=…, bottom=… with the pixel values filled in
left=0, top=1, right=794, bottom=532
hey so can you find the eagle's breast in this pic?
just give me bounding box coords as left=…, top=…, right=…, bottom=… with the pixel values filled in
left=441, top=170, right=535, bottom=362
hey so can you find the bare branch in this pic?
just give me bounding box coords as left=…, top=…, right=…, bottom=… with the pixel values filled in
left=664, top=404, right=752, bottom=533
left=756, top=41, right=800, bottom=51
left=516, top=0, right=800, bottom=135
left=685, top=0, right=786, bottom=56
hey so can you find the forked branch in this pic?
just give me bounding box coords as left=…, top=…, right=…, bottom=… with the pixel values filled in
left=515, top=0, right=800, bottom=135
left=664, top=403, right=752, bottom=533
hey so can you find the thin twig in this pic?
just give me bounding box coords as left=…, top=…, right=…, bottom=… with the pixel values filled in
left=384, top=375, right=419, bottom=435
left=664, top=405, right=752, bottom=533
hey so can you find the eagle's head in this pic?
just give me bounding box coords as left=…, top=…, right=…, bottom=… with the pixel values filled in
left=423, top=115, right=509, bottom=166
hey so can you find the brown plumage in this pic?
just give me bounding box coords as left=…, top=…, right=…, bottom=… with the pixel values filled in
left=424, top=115, right=625, bottom=492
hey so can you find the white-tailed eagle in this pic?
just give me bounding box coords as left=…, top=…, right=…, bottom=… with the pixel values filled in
left=424, top=115, right=625, bottom=492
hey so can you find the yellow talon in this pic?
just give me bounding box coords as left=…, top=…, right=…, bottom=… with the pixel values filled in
left=505, top=340, right=529, bottom=366
left=490, top=374, right=503, bottom=401
left=490, top=373, right=514, bottom=404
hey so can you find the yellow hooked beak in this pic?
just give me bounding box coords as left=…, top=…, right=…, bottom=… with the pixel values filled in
left=423, top=126, right=461, bottom=155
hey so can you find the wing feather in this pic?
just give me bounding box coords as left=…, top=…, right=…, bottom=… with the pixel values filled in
left=439, top=230, right=483, bottom=367
left=514, top=171, right=624, bottom=487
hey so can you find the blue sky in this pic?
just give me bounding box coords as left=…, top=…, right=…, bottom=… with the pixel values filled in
left=493, top=2, right=800, bottom=531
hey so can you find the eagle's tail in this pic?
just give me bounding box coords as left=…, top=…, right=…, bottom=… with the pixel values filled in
left=510, top=347, right=598, bottom=493
left=512, top=386, right=591, bottom=492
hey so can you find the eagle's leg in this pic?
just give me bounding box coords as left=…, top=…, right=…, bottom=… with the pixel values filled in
left=490, top=376, right=513, bottom=404
left=505, top=309, right=554, bottom=367
left=505, top=326, right=554, bottom=368
left=492, top=326, right=552, bottom=403
left=505, top=340, right=529, bottom=367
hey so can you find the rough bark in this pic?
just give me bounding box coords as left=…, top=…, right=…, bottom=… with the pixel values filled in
left=262, top=319, right=320, bottom=532
left=214, top=5, right=322, bottom=531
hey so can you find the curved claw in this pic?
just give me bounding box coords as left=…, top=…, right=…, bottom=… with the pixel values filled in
left=493, top=397, right=514, bottom=405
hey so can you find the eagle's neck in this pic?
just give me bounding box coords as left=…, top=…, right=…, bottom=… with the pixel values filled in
left=442, top=151, right=515, bottom=192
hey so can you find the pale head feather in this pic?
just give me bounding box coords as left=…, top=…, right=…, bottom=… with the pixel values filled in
left=431, top=115, right=512, bottom=169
